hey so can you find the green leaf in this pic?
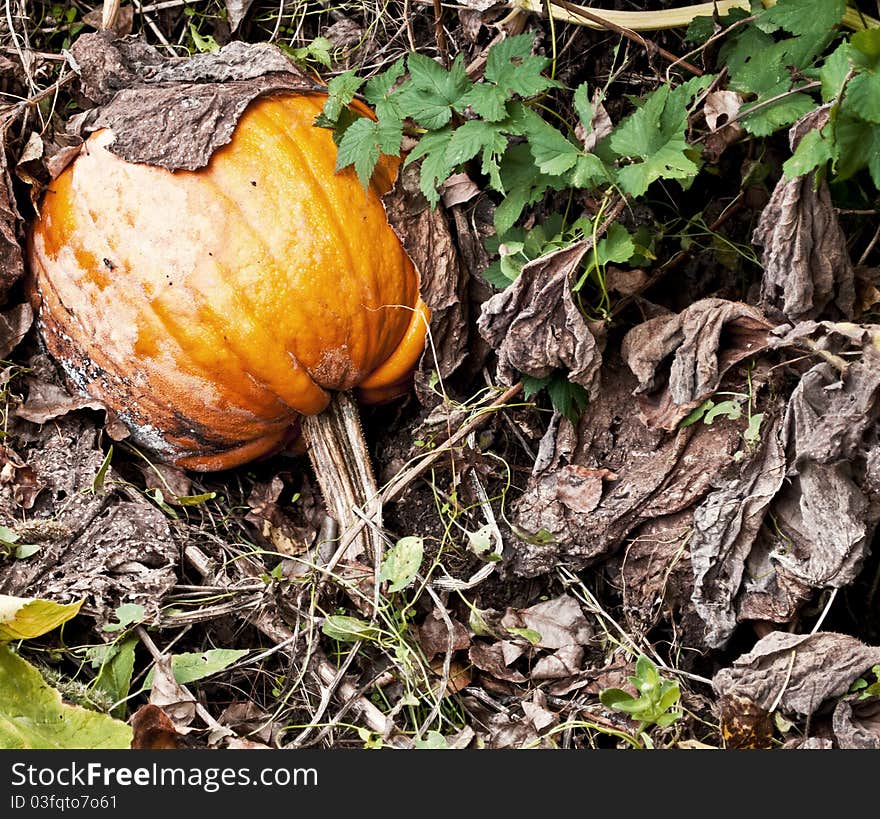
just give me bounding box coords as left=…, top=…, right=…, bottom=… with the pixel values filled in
left=102, top=602, right=145, bottom=633
left=573, top=82, right=593, bottom=133
left=833, top=113, right=880, bottom=186
left=456, top=83, right=509, bottom=122
left=740, top=93, right=816, bottom=138
left=704, top=399, right=742, bottom=424
left=322, top=615, right=381, bottom=643
left=364, top=57, right=407, bottom=104
left=405, top=127, right=456, bottom=206
left=322, top=70, right=363, bottom=122
left=609, top=78, right=711, bottom=197
left=0, top=645, right=132, bottom=749
left=378, top=535, right=424, bottom=592
left=144, top=648, right=249, bottom=688
left=850, top=28, right=880, bottom=70
left=0, top=594, right=83, bottom=642
left=446, top=119, right=507, bottom=172
left=335, top=117, right=381, bottom=189
left=414, top=730, right=449, bottom=749
left=400, top=53, right=470, bottom=129
left=93, top=635, right=137, bottom=720
left=743, top=412, right=764, bottom=443
left=783, top=127, right=835, bottom=178
left=505, top=627, right=542, bottom=645
left=820, top=42, right=851, bottom=101
left=844, top=71, right=880, bottom=123
left=14, top=543, right=40, bottom=560
left=598, top=222, right=636, bottom=265
left=759, top=0, right=845, bottom=35
left=680, top=398, right=715, bottom=428
left=521, top=111, right=580, bottom=176
left=484, top=32, right=558, bottom=98
left=546, top=374, right=589, bottom=424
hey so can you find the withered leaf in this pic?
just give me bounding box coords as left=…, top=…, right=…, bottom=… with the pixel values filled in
left=0, top=122, right=24, bottom=305
left=691, top=412, right=787, bottom=649
left=531, top=645, right=585, bottom=681
left=509, top=357, right=741, bottom=577
left=225, top=0, right=257, bottom=32
left=468, top=640, right=527, bottom=684
left=621, top=298, right=772, bottom=430
left=69, top=34, right=314, bottom=171
left=753, top=109, right=854, bottom=322
left=500, top=594, right=593, bottom=650
left=831, top=696, right=880, bottom=749
left=718, top=692, right=775, bottom=749
left=418, top=607, right=471, bottom=660
left=130, top=703, right=182, bottom=749
left=0, top=302, right=32, bottom=360
left=384, top=163, right=469, bottom=403
left=148, top=656, right=197, bottom=729
left=713, top=631, right=880, bottom=719
left=477, top=241, right=603, bottom=397
left=15, top=374, right=108, bottom=425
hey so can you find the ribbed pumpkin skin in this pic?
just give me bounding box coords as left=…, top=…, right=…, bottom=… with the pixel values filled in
left=27, top=92, right=428, bottom=471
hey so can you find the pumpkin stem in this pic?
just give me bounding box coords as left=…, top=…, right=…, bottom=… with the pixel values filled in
left=302, top=391, right=383, bottom=564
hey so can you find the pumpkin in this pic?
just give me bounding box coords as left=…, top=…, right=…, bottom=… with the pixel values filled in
left=26, top=91, right=429, bottom=472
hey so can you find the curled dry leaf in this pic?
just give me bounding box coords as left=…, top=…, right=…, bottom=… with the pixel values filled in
left=753, top=108, right=855, bottom=322
left=148, top=656, right=197, bottom=730
left=68, top=34, right=314, bottom=170
left=509, top=357, right=741, bottom=577
left=225, top=0, right=256, bottom=32
left=831, top=696, right=880, bottom=749
left=384, top=163, right=469, bottom=403
left=713, top=631, right=880, bottom=720
left=468, top=640, right=527, bottom=684
left=477, top=241, right=604, bottom=397
left=130, top=703, right=182, bottom=749
left=15, top=373, right=107, bottom=425
left=0, top=303, right=32, bottom=360
left=621, top=298, right=772, bottom=431
left=702, top=90, right=744, bottom=163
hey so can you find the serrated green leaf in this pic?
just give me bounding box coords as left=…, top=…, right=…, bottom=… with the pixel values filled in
left=456, top=83, right=509, bottom=121
left=573, top=82, right=593, bottom=133
left=0, top=595, right=83, bottom=643
left=484, top=32, right=558, bottom=98
left=844, top=71, right=880, bottom=123
left=546, top=374, right=589, bottom=423
left=740, top=93, right=816, bottom=137
left=335, top=117, right=381, bottom=189
left=445, top=119, right=507, bottom=167
left=144, top=648, right=249, bottom=688
left=783, top=127, right=834, bottom=178
left=598, top=223, right=636, bottom=265
left=400, top=53, right=470, bottom=129
left=820, top=42, right=851, bottom=101
left=406, top=127, right=456, bottom=205
left=364, top=57, right=407, bottom=104
left=833, top=112, right=880, bottom=186
left=0, top=645, right=132, bottom=749
left=378, top=535, right=424, bottom=592
left=322, top=615, right=381, bottom=643
left=759, top=0, right=845, bottom=35
left=322, top=70, right=363, bottom=122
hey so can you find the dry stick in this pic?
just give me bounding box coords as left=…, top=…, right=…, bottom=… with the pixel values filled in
left=546, top=0, right=704, bottom=78
left=432, top=0, right=450, bottom=68
left=182, top=543, right=414, bottom=748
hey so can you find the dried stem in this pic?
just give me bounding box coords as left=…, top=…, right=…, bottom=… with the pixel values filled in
left=302, top=391, right=383, bottom=565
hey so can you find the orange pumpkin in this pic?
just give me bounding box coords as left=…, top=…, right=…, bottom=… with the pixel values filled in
left=27, top=92, right=429, bottom=471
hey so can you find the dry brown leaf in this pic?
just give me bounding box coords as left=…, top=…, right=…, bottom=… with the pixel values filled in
left=713, top=631, right=880, bottom=720
left=418, top=608, right=471, bottom=660
left=477, top=241, right=604, bottom=397
left=500, top=594, right=594, bottom=649
left=468, top=640, right=527, bottom=683
left=148, top=656, right=197, bottom=729
left=621, top=298, right=772, bottom=431
left=130, top=703, right=182, bottom=749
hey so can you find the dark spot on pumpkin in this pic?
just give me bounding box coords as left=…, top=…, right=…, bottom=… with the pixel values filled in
left=251, top=180, right=257, bottom=186
left=103, top=258, right=116, bottom=270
